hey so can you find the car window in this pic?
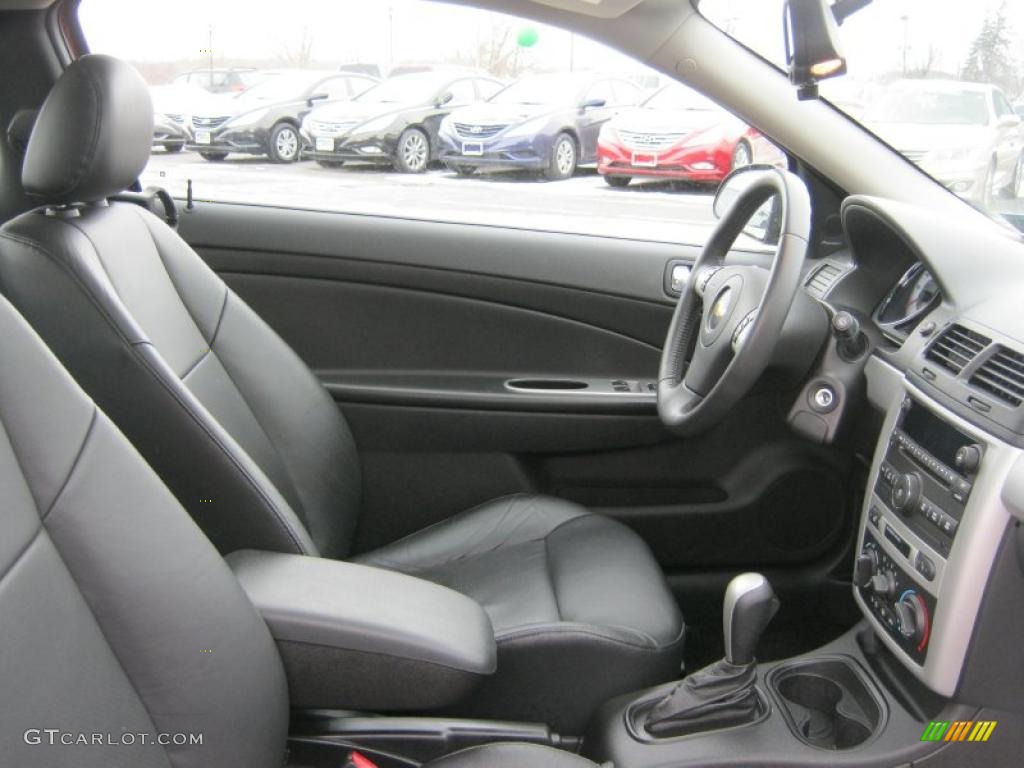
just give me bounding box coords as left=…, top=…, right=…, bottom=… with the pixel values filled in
left=585, top=82, right=615, bottom=107
left=349, top=76, right=377, bottom=98
left=317, top=76, right=353, bottom=101
left=994, top=91, right=1014, bottom=119
left=475, top=79, right=503, bottom=100
left=78, top=0, right=786, bottom=247
left=613, top=81, right=642, bottom=107
left=445, top=79, right=477, bottom=106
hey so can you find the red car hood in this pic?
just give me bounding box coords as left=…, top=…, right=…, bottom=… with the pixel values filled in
left=608, top=107, right=740, bottom=140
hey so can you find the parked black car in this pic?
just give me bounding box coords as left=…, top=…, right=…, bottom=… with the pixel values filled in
left=300, top=71, right=503, bottom=173
left=438, top=73, right=643, bottom=180
left=187, top=70, right=379, bottom=163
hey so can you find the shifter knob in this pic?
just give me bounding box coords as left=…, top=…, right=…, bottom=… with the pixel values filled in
left=724, top=573, right=780, bottom=666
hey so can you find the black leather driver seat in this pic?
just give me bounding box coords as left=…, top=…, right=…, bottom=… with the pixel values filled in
left=0, top=290, right=601, bottom=767
left=0, top=55, right=684, bottom=732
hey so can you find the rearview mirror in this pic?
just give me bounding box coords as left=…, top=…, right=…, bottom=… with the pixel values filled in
left=307, top=92, right=328, bottom=107
left=784, top=0, right=849, bottom=100
left=580, top=98, right=606, bottom=111
left=713, top=166, right=783, bottom=246
left=435, top=91, right=454, bottom=108
left=998, top=114, right=1021, bottom=129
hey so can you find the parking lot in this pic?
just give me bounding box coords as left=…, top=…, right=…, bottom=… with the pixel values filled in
left=141, top=150, right=723, bottom=244
left=142, top=150, right=1024, bottom=244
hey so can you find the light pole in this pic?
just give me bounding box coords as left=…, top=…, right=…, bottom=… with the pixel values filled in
left=388, top=2, right=395, bottom=70
left=901, top=14, right=909, bottom=75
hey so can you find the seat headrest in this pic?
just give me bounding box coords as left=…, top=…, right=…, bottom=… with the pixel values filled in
left=23, top=54, right=153, bottom=204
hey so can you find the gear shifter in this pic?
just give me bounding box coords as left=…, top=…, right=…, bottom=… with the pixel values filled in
left=724, top=572, right=781, bottom=666
left=643, top=573, right=779, bottom=738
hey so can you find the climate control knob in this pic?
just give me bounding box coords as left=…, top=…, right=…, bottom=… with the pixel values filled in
left=891, top=472, right=922, bottom=513
left=895, top=592, right=928, bottom=645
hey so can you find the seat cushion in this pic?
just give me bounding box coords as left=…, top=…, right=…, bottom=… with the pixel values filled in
left=423, top=743, right=600, bottom=768
left=355, top=495, right=685, bottom=733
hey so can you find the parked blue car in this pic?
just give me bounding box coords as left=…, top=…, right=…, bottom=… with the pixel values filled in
left=438, top=73, right=642, bottom=180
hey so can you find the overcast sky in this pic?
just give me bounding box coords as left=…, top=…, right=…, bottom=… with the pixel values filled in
left=81, top=0, right=1023, bottom=85
left=79, top=0, right=651, bottom=75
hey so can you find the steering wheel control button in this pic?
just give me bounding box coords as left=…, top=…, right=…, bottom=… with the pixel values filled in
left=693, top=266, right=721, bottom=297
left=731, top=311, right=756, bottom=352
left=808, top=382, right=838, bottom=413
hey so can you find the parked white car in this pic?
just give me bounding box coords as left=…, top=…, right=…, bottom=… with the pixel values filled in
left=863, top=79, right=1024, bottom=203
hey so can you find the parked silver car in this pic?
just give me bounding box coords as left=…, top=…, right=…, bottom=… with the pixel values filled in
left=863, top=79, right=1024, bottom=203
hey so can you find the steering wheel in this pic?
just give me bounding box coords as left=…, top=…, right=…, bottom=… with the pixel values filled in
left=658, top=168, right=811, bottom=436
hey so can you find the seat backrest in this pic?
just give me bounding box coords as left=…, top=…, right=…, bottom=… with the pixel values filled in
left=0, top=290, right=289, bottom=767
left=0, top=55, right=363, bottom=560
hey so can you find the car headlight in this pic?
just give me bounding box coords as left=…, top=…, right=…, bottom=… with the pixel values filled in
left=503, top=118, right=549, bottom=141
left=225, top=108, right=269, bottom=129
left=356, top=115, right=397, bottom=134
left=929, top=146, right=973, bottom=163
left=598, top=123, right=618, bottom=143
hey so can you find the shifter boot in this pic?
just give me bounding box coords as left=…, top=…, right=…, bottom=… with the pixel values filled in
left=643, top=659, right=760, bottom=737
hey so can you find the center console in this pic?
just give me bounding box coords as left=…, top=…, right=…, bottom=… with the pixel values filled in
left=854, top=385, right=1016, bottom=696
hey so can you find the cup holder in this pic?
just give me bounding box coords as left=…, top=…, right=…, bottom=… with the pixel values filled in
left=769, top=657, right=884, bottom=750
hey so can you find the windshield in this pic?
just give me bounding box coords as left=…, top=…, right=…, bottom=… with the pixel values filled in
left=234, top=72, right=319, bottom=103
left=644, top=84, right=722, bottom=112
left=700, top=0, right=1024, bottom=220
left=490, top=75, right=582, bottom=106
left=356, top=73, right=444, bottom=103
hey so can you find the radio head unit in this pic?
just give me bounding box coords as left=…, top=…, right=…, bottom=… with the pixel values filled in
left=874, top=397, right=983, bottom=556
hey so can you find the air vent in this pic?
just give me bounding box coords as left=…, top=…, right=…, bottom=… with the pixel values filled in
left=925, top=324, right=990, bottom=375
left=970, top=345, right=1024, bottom=407
left=805, top=263, right=843, bottom=297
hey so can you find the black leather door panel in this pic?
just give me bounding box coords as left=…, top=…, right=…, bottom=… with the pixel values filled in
left=222, top=272, right=662, bottom=380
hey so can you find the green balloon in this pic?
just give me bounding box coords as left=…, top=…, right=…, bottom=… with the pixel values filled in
left=517, top=27, right=539, bottom=48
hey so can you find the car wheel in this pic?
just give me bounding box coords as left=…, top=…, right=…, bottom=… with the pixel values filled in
left=544, top=133, right=577, bottom=181
left=454, top=165, right=476, bottom=177
left=165, top=143, right=184, bottom=154
left=268, top=123, right=301, bottom=163
left=395, top=127, right=430, bottom=173
left=199, top=151, right=228, bottom=162
left=316, top=160, right=344, bottom=169
left=731, top=140, right=752, bottom=170
left=604, top=175, right=631, bottom=188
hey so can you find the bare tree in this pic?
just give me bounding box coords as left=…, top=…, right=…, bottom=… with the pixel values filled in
left=280, top=27, right=316, bottom=68
left=456, top=25, right=525, bottom=78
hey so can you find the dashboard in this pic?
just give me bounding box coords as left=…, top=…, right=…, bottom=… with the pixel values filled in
left=792, top=195, right=1024, bottom=707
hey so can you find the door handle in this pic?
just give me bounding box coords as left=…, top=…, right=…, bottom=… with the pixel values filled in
left=664, top=260, right=692, bottom=297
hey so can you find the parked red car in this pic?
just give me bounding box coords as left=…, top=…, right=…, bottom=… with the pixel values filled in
left=597, top=84, right=785, bottom=187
